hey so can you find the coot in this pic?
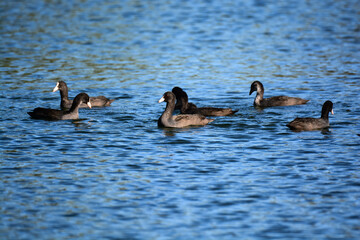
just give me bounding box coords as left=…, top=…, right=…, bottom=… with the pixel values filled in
left=28, top=93, right=92, bottom=120
left=287, top=100, right=334, bottom=131
left=249, top=81, right=309, bottom=107
left=158, top=92, right=214, bottom=128
left=172, top=87, right=238, bottom=116
left=53, top=81, right=114, bottom=109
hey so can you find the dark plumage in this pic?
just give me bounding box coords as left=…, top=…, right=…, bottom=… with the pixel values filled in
left=53, top=81, right=114, bottom=109
left=172, top=87, right=238, bottom=116
left=287, top=100, right=334, bottom=131
left=158, top=92, right=214, bottom=128
left=172, top=87, right=197, bottom=111
left=249, top=81, right=309, bottom=107
left=28, top=93, right=92, bottom=120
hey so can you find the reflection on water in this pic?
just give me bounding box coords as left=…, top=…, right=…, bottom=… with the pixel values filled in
left=1, top=0, right=360, bottom=239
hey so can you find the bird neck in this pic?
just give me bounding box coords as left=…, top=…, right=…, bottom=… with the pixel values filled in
left=164, top=101, right=175, bottom=117
left=59, top=88, right=69, bottom=100
left=254, top=91, right=264, bottom=105
left=180, top=97, right=189, bottom=113
left=68, top=102, right=81, bottom=113
left=321, top=108, right=329, bottom=120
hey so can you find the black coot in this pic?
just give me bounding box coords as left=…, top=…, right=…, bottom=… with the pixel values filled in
left=28, top=93, right=92, bottom=120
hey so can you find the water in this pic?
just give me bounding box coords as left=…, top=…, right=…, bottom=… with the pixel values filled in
left=1, top=0, right=360, bottom=239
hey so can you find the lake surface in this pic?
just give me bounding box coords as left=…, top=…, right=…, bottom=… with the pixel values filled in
left=1, top=0, right=360, bottom=239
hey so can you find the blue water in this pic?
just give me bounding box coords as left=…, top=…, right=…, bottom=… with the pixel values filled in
left=1, top=0, right=360, bottom=239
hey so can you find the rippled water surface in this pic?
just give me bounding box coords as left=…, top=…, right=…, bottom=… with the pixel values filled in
left=1, top=0, right=360, bottom=239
